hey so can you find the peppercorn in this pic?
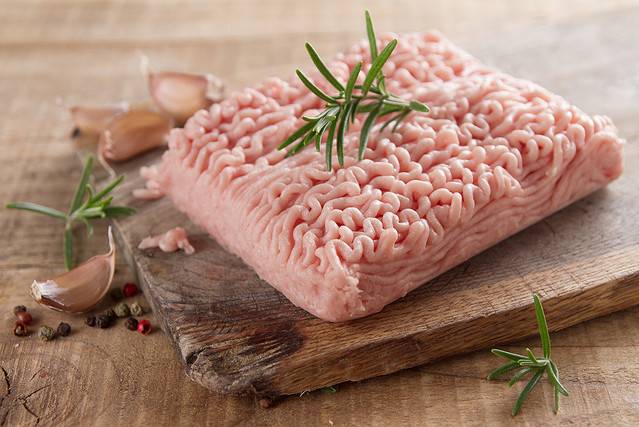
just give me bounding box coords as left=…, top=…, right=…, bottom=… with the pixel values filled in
left=103, top=309, right=117, bottom=323
left=85, top=315, right=97, bottom=327
left=129, top=302, right=144, bottom=317
left=258, top=398, right=272, bottom=409
left=13, top=305, right=27, bottom=315
left=114, top=302, right=130, bottom=318
left=56, top=322, right=71, bottom=337
left=124, top=317, right=138, bottom=331
left=38, top=326, right=55, bottom=341
left=109, top=287, right=124, bottom=301
left=14, top=322, right=28, bottom=337
left=123, top=282, right=139, bottom=297
left=96, top=315, right=112, bottom=329
left=16, top=311, right=33, bottom=325
left=137, top=319, right=152, bottom=335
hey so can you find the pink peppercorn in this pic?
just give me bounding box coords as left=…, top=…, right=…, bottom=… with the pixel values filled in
left=122, top=282, right=139, bottom=297
left=137, top=319, right=152, bottom=335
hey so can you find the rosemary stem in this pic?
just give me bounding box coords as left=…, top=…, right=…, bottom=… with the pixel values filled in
left=63, top=222, right=73, bottom=271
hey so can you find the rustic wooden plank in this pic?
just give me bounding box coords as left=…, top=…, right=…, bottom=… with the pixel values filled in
left=102, top=4, right=639, bottom=398
left=1, top=1, right=639, bottom=425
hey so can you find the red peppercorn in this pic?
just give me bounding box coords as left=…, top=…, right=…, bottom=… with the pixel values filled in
left=16, top=311, right=32, bottom=325
left=137, top=319, right=152, bottom=335
left=122, top=282, right=139, bottom=297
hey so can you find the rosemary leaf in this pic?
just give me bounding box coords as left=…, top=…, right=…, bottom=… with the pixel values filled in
left=345, top=62, right=362, bottom=102
left=325, top=119, right=337, bottom=170
left=512, top=369, right=544, bottom=416
left=90, top=175, right=124, bottom=204
left=486, top=361, right=520, bottom=380
left=102, top=206, right=136, bottom=217
left=508, top=368, right=532, bottom=387
left=409, top=100, right=430, bottom=113
left=361, top=39, right=397, bottom=95
left=279, top=120, right=316, bottom=150
left=526, top=348, right=540, bottom=364
left=296, top=70, right=336, bottom=104
left=391, top=110, right=410, bottom=133
left=359, top=104, right=382, bottom=160
left=490, top=349, right=528, bottom=362
left=305, top=43, right=345, bottom=92
left=69, top=155, right=94, bottom=215
left=534, top=294, right=552, bottom=359
left=547, top=362, right=569, bottom=396
left=365, top=10, right=378, bottom=61
left=336, top=105, right=350, bottom=167
left=6, top=202, right=67, bottom=220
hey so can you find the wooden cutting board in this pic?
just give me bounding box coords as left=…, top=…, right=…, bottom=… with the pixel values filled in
left=100, top=137, right=639, bottom=400
left=97, top=21, right=639, bottom=399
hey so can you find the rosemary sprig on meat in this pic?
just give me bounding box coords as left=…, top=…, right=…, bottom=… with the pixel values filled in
left=6, top=155, right=134, bottom=270
left=279, top=10, right=429, bottom=170
left=487, top=294, right=569, bottom=416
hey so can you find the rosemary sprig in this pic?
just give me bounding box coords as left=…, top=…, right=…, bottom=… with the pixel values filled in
left=279, top=10, right=429, bottom=170
left=487, top=294, right=569, bottom=416
left=6, top=155, right=135, bottom=270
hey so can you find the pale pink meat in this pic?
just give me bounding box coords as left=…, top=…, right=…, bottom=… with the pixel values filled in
left=138, top=227, right=195, bottom=255
left=145, top=32, right=624, bottom=322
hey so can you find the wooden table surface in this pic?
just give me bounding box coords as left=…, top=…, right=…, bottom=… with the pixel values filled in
left=1, top=1, right=639, bottom=425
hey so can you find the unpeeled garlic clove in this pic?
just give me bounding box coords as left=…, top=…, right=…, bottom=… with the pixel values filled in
left=148, top=70, right=224, bottom=125
left=31, top=227, right=116, bottom=313
left=69, top=104, right=129, bottom=135
left=98, top=110, right=174, bottom=162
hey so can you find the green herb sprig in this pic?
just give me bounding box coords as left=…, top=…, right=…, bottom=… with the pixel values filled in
left=488, top=294, right=569, bottom=416
left=6, top=155, right=134, bottom=270
left=279, top=11, right=429, bottom=170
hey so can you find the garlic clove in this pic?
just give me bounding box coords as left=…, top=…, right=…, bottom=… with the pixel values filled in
left=148, top=71, right=224, bottom=125
left=69, top=104, right=129, bottom=135
left=98, top=110, right=174, bottom=162
left=31, top=227, right=116, bottom=313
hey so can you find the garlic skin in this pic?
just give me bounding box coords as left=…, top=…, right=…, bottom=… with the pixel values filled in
left=31, top=227, right=116, bottom=313
left=98, top=110, right=174, bottom=162
left=69, top=104, right=129, bottom=135
left=148, top=71, right=224, bottom=125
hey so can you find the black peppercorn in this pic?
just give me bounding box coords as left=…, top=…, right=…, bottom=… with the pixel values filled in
left=14, top=322, right=28, bottom=337
left=85, top=315, right=97, bottom=327
left=103, top=309, right=117, bottom=323
left=109, top=287, right=124, bottom=301
left=13, top=305, right=27, bottom=315
left=56, top=322, right=71, bottom=337
left=124, top=317, right=138, bottom=331
left=96, top=315, right=112, bottom=329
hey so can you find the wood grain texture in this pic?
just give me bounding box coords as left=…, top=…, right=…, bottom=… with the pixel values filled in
left=1, top=1, right=639, bottom=425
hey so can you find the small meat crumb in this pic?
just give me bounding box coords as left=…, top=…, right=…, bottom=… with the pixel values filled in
left=133, top=165, right=164, bottom=200
left=138, top=227, right=195, bottom=255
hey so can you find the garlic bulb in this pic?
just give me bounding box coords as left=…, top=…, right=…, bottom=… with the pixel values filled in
left=69, top=104, right=129, bottom=135
left=98, top=110, right=174, bottom=162
left=148, top=70, right=224, bottom=125
left=31, top=227, right=116, bottom=313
